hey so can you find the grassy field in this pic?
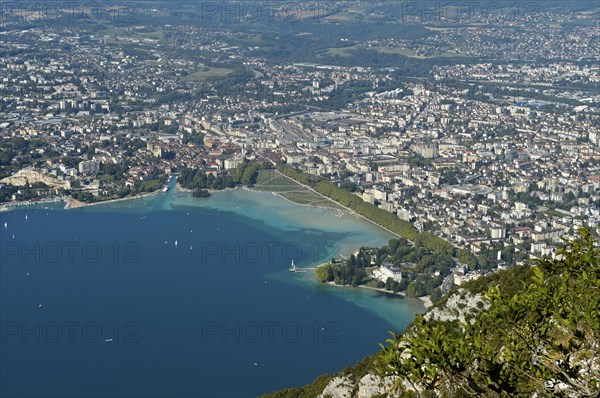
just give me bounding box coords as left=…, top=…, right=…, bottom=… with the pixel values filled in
left=99, top=26, right=165, bottom=42
left=254, top=170, right=345, bottom=210
left=319, top=44, right=467, bottom=59
left=317, top=44, right=359, bottom=58
left=184, top=67, right=233, bottom=82
left=133, top=30, right=164, bottom=40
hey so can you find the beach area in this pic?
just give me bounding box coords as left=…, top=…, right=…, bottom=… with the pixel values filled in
left=175, top=182, right=239, bottom=195
left=344, top=283, right=433, bottom=308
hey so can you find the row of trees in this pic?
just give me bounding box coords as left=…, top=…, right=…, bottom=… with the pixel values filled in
left=316, top=262, right=366, bottom=287
left=278, top=165, right=466, bottom=297
left=278, top=165, right=427, bottom=245
left=0, top=182, right=57, bottom=203
left=311, top=179, right=454, bottom=257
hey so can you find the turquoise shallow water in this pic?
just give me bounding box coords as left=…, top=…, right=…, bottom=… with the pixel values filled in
left=0, top=182, right=424, bottom=397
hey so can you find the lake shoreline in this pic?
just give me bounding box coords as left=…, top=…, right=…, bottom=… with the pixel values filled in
left=64, top=191, right=162, bottom=209
left=192, top=185, right=429, bottom=311
left=323, top=281, right=432, bottom=308
left=274, top=171, right=408, bottom=241
left=2, top=183, right=423, bottom=398
left=0, top=196, right=69, bottom=212
left=175, top=182, right=239, bottom=194
left=1, top=175, right=176, bottom=211
left=243, top=185, right=345, bottom=212
left=1, top=188, right=166, bottom=211
left=3, top=179, right=430, bottom=313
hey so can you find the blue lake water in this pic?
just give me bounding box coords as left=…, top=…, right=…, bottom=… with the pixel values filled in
left=0, top=182, right=424, bottom=397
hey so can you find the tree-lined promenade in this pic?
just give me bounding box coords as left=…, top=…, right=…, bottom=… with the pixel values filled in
left=277, top=165, right=463, bottom=260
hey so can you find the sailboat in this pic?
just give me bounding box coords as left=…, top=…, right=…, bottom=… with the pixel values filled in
left=289, top=260, right=298, bottom=273
left=3, top=222, right=6, bottom=229
left=174, top=240, right=178, bottom=247
left=25, top=214, right=28, bottom=220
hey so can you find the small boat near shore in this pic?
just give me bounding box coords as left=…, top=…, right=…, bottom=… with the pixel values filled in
left=289, top=260, right=315, bottom=273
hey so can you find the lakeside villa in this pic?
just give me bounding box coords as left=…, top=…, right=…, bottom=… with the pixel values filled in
left=372, top=263, right=403, bottom=283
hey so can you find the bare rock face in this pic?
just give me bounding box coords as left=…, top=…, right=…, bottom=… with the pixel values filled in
left=357, top=374, right=398, bottom=398
left=356, top=374, right=382, bottom=397
left=318, top=375, right=354, bottom=398
left=424, top=288, right=489, bottom=324
left=318, top=373, right=405, bottom=398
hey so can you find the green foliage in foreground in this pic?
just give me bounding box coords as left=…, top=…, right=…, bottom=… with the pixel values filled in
left=377, top=229, right=600, bottom=397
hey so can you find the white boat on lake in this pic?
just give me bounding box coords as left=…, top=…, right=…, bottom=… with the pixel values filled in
left=289, top=260, right=297, bottom=273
